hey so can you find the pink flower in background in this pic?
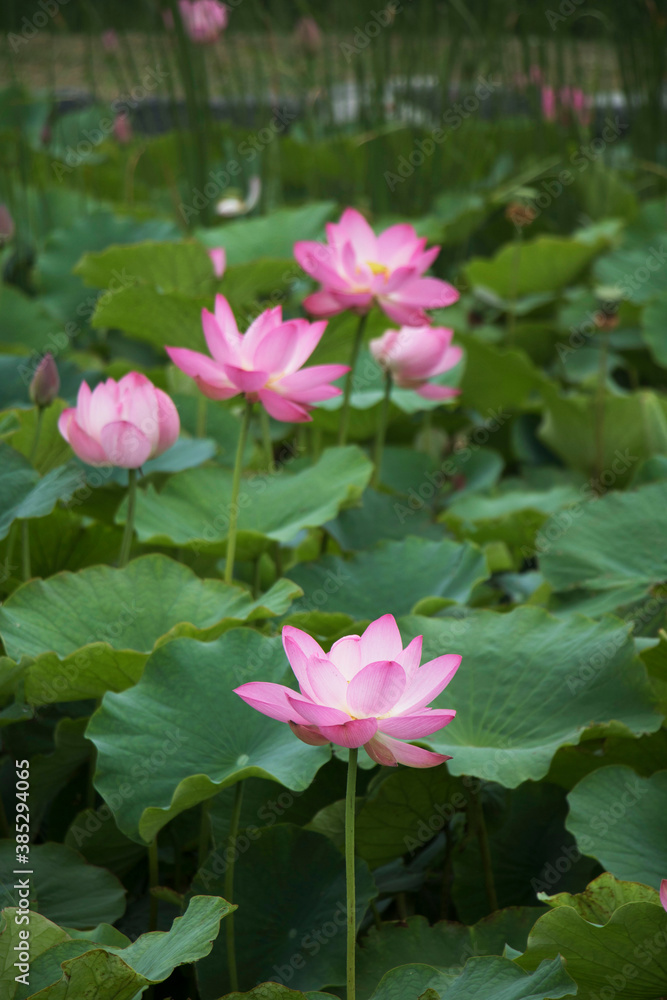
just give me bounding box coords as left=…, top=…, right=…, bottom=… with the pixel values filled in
left=208, top=247, right=226, bottom=278
left=235, top=614, right=460, bottom=767
left=661, top=880, right=667, bottom=912
left=113, top=113, right=133, bottom=144
left=562, top=86, right=592, bottom=126
left=370, top=325, right=462, bottom=400
left=164, top=0, right=228, bottom=44
left=294, top=16, right=322, bottom=55
left=529, top=64, right=543, bottom=85
left=166, top=295, right=348, bottom=422
left=541, top=85, right=591, bottom=126
left=58, top=373, right=180, bottom=468
left=0, top=204, right=14, bottom=243
left=102, top=29, right=119, bottom=53
left=541, top=85, right=556, bottom=122
left=294, top=208, right=459, bottom=326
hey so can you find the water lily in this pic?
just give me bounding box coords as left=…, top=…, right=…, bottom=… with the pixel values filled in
left=166, top=296, right=348, bottom=423
left=58, top=372, right=180, bottom=469
left=294, top=207, right=459, bottom=326
left=29, top=353, right=60, bottom=409
left=208, top=246, right=226, bottom=277
left=164, top=0, right=228, bottom=44
left=235, top=613, right=460, bottom=767
left=235, top=612, right=460, bottom=1000
left=215, top=176, right=261, bottom=218
left=370, top=324, right=462, bottom=400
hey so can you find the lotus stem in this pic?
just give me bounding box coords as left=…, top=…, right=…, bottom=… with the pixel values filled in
left=148, top=836, right=159, bottom=932
left=225, top=401, right=253, bottom=584
left=345, top=747, right=358, bottom=1000
left=372, top=371, right=392, bottom=488
left=118, top=468, right=138, bottom=569
left=225, top=780, right=245, bottom=992
left=260, top=407, right=273, bottom=468
left=338, top=313, right=368, bottom=446
left=594, top=329, right=609, bottom=484
left=198, top=798, right=212, bottom=868
left=469, top=782, right=498, bottom=913
left=21, top=408, right=44, bottom=581
left=196, top=395, right=207, bottom=438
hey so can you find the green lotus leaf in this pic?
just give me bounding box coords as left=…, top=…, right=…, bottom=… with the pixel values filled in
left=398, top=606, right=661, bottom=787
left=116, top=446, right=372, bottom=558
left=369, top=955, right=576, bottom=1000
left=88, top=630, right=331, bottom=842
left=288, top=537, right=489, bottom=619
left=566, top=766, right=667, bottom=888
left=191, top=824, right=376, bottom=997
left=0, top=842, right=125, bottom=929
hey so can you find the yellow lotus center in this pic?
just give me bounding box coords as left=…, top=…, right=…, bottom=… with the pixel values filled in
left=366, top=260, right=390, bottom=277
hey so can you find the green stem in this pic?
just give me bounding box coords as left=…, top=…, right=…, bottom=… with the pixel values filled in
left=4, top=522, right=18, bottom=586
left=338, top=313, right=368, bottom=447
left=118, top=468, right=138, bottom=569
left=21, top=522, right=31, bottom=582
left=198, top=798, right=212, bottom=868
left=469, top=783, right=498, bottom=913
left=345, top=748, right=358, bottom=1000
left=148, top=836, right=159, bottom=932
left=260, top=407, right=273, bottom=469
left=371, top=372, right=392, bottom=488
left=594, top=330, right=609, bottom=484
left=225, top=781, right=245, bottom=993
left=196, top=395, right=207, bottom=438
left=507, top=232, right=522, bottom=346
left=21, top=408, right=44, bottom=581
left=225, top=402, right=253, bottom=585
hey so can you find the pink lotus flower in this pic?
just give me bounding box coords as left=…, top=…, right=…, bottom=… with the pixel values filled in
left=29, top=353, right=60, bottom=408
left=208, top=247, right=226, bottom=278
left=0, top=204, right=14, bottom=244
left=294, top=208, right=459, bottom=326
left=294, top=16, right=322, bottom=55
left=166, top=296, right=348, bottom=423
left=235, top=614, right=460, bottom=767
left=164, top=0, right=228, bottom=44
left=113, top=113, right=133, bottom=144
left=541, top=85, right=556, bottom=122
left=102, top=29, right=119, bottom=53
left=662, top=880, right=667, bottom=913
left=370, top=325, right=462, bottom=400
left=58, top=373, right=180, bottom=468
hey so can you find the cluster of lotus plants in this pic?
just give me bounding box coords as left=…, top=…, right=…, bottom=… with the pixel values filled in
left=1, top=168, right=667, bottom=1000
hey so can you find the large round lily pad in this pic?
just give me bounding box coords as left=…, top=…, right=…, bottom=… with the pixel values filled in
left=88, top=630, right=331, bottom=843
left=399, top=606, right=661, bottom=787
